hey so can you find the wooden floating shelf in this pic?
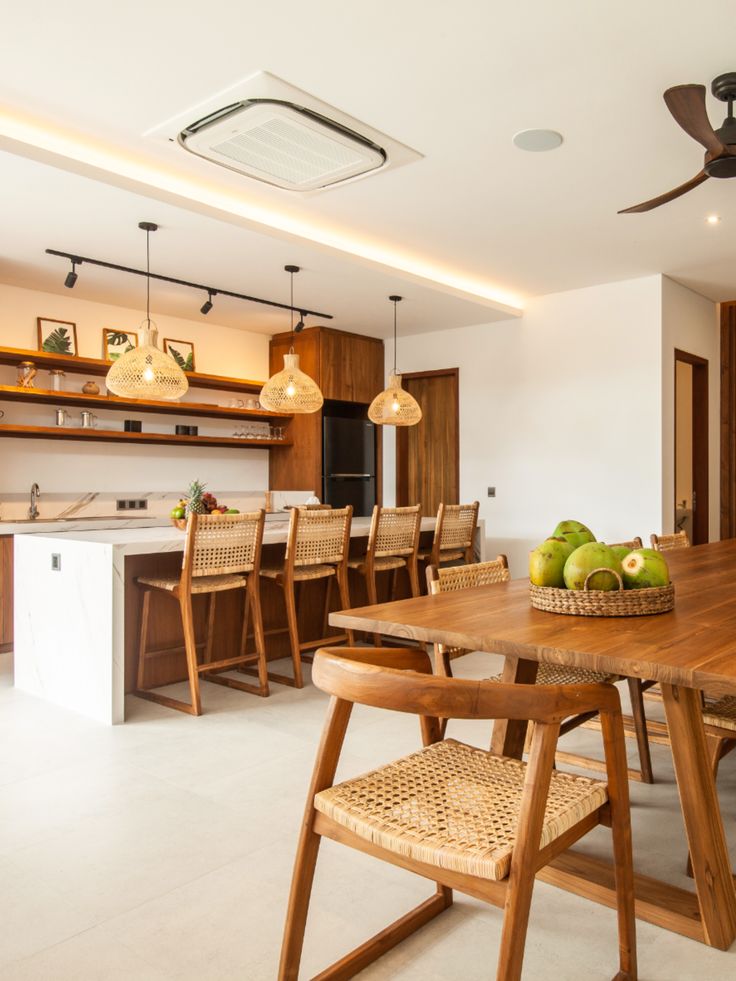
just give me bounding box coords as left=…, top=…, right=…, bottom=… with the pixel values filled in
left=0, top=384, right=292, bottom=422
left=0, top=346, right=265, bottom=394
left=0, top=425, right=291, bottom=449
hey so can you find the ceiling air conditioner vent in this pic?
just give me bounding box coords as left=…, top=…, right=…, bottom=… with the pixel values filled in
left=179, top=100, right=387, bottom=191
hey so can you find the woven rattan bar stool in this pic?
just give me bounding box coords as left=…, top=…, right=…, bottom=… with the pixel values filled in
left=348, top=504, right=421, bottom=646
left=427, top=556, right=655, bottom=783
left=259, top=505, right=353, bottom=689
left=650, top=530, right=690, bottom=551
left=418, top=501, right=479, bottom=582
left=278, top=647, right=637, bottom=981
left=134, top=511, right=268, bottom=716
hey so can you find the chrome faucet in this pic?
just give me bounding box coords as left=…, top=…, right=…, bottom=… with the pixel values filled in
left=28, top=482, right=40, bottom=520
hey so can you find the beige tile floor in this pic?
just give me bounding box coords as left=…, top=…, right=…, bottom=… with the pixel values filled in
left=0, top=648, right=735, bottom=980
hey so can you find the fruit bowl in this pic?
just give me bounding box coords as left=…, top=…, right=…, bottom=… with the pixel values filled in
left=530, top=568, right=675, bottom=617
left=171, top=517, right=188, bottom=531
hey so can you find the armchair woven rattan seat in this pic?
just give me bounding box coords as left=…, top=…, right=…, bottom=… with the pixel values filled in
left=260, top=563, right=336, bottom=582
left=487, top=662, right=618, bottom=687
left=703, top=696, right=736, bottom=732
left=314, top=737, right=608, bottom=882
left=138, top=573, right=248, bottom=594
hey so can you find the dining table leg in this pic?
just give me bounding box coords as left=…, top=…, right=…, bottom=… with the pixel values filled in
left=490, top=656, right=539, bottom=758
left=661, top=683, right=736, bottom=950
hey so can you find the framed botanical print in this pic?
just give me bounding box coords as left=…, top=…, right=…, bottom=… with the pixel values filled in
left=37, top=318, right=78, bottom=356
left=163, top=338, right=195, bottom=372
left=103, top=328, right=138, bottom=362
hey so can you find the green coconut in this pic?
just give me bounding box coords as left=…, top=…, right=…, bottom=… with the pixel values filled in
left=529, top=537, right=575, bottom=588
left=563, top=542, right=622, bottom=591
left=552, top=519, right=596, bottom=550
left=621, top=549, right=670, bottom=589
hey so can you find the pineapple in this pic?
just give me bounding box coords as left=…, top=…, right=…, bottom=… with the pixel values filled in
left=185, top=479, right=206, bottom=516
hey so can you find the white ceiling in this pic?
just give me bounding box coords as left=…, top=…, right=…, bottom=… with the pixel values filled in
left=1, top=0, right=736, bottom=331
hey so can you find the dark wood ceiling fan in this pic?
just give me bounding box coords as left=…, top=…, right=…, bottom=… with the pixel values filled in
left=619, top=72, right=736, bottom=213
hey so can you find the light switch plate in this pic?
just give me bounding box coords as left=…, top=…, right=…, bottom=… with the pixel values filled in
left=51, top=553, right=61, bottom=571
left=487, top=487, right=496, bottom=498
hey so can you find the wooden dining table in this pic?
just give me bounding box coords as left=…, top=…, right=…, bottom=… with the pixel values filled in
left=330, top=539, right=736, bottom=950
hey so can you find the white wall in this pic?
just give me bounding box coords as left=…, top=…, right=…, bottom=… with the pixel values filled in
left=0, top=283, right=271, bottom=496
left=661, top=276, right=720, bottom=541
left=384, top=276, right=665, bottom=575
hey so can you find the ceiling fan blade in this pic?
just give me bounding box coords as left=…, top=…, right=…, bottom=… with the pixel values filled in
left=664, top=84, right=725, bottom=156
left=618, top=170, right=709, bottom=213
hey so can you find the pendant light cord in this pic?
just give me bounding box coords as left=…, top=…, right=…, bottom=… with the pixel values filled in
left=145, top=228, right=151, bottom=327
left=290, top=270, right=295, bottom=351
left=393, top=298, right=397, bottom=374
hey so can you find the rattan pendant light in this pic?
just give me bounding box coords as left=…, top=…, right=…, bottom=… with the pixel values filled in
left=259, top=265, right=324, bottom=413
left=368, top=296, right=422, bottom=426
left=106, top=222, right=189, bottom=401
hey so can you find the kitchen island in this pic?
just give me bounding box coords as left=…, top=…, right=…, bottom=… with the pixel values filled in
left=13, top=515, right=483, bottom=723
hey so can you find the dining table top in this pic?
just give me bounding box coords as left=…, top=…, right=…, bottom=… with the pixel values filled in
left=331, top=539, right=736, bottom=696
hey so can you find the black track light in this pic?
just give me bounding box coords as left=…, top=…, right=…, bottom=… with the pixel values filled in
left=200, top=290, right=214, bottom=315
left=294, top=311, right=306, bottom=333
left=64, top=259, right=79, bottom=289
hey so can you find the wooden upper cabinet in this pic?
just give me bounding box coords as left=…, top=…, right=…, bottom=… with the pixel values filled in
left=267, top=326, right=385, bottom=496
left=320, top=329, right=384, bottom=403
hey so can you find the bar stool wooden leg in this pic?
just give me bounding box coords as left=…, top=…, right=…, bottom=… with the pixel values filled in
left=248, top=575, right=270, bottom=697
left=407, top=557, right=420, bottom=598
left=365, top=569, right=382, bottom=647
left=283, top=581, right=304, bottom=689
left=203, top=593, right=217, bottom=666
left=321, top=577, right=333, bottom=640
left=136, top=589, right=152, bottom=690
left=179, top=592, right=203, bottom=716
left=627, top=678, right=654, bottom=784
left=336, top=566, right=355, bottom=646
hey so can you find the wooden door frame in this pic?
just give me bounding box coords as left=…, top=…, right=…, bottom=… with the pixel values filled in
left=721, top=301, right=736, bottom=538
left=674, top=349, right=708, bottom=545
left=396, top=368, right=460, bottom=507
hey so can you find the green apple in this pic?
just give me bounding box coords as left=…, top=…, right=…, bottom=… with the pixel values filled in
left=563, top=542, right=622, bottom=591
left=621, top=549, right=670, bottom=589
left=225, top=508, right=240, bottom=514
left=170, top=506, right=185, bottom=520
left=529, top=537, right=575, bottom=588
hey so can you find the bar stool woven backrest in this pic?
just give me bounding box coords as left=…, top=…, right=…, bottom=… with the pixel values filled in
left=372, top=505, right=421, bottom=557
left=288, top=506, right=353, bottom=568
left=437, top=501, right=479, bottom=551
left=650, top=531, right=690, bottom=552
left=186, top=511, right=264, bottom=578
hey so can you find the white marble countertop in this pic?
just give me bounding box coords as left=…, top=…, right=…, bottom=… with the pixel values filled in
left=0, top=516, right=172, bottom=536
left=12, top=516, right=438, bottom=556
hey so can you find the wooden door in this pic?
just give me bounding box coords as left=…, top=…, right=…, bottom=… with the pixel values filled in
left=0, top=536, right=13, bottom=652
left=674, top=349, right=708, bottom=545
left=721, top=301, right=736, bottom=538
left=396, top=369, right=459, bottom=513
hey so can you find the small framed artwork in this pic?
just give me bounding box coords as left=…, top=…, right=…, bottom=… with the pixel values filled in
left=37, top=318, right=78, bottom=356
left=163, top=338, right=195, bottom=372
left=103, top=328, right=138, bottom=362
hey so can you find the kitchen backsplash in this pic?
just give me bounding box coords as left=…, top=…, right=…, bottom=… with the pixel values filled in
left=0, top=489, right=315, bottom=522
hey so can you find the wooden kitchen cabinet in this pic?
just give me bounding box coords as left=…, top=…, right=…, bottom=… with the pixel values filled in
left=268, top=326, right=384, bottom=497
left=0, top=536, right=13, bottom=652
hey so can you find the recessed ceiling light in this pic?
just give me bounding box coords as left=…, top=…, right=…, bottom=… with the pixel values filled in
left=512, top=129, right=563, bottom=152
left=705, top=214, right=722, bottom=224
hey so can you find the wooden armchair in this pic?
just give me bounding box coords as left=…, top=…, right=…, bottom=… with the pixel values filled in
left=427, top=558, right=654, bottom=783
left=650, top=531, right=690, bottom=551
left=279, top=647, right=637, bottom=981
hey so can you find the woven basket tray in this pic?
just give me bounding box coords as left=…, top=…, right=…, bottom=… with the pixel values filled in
left=530, top=567, right=674, bottom=617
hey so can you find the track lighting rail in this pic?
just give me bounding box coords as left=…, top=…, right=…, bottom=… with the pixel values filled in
left=45, top=248, right=333, bottom=320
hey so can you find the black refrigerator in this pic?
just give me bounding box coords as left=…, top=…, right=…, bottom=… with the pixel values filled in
left=322, top=413, right=376, bottom=516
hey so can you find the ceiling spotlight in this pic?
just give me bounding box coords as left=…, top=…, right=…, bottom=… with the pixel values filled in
left=512, top=129, right=564, bottom=152
left=200, top=290, right=215, bottom=315
left=705, top=214, right=722, bottom=224
left=294, top=311, right=306, bottom=333
left=64, top=259, right=79, bottom=289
